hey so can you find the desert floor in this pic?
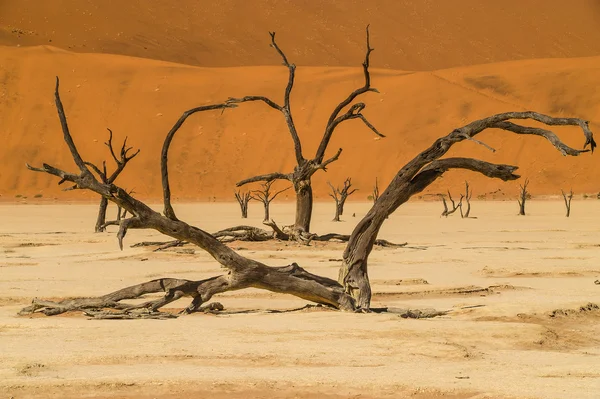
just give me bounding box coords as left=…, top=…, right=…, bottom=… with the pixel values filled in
left=1, top=201, right=599, bottom=399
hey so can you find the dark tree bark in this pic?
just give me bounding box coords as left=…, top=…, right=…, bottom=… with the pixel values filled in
left=518, top=178, right=530, bottom=216
left=561, top=188, right=573, bottom=217
left=461, top=181, right=473, bottom=218
left=23, top=78, right=595, bottom=317
left=250, top=181, right=291, bottom=222
left=233, top=27, right=383, bottom=234
left=329, top=178, right=357, bottom=222
left=91, top=129, right=139, bottom=232
left=439, top=190, right=462, bottom=217
left=234, top=190, right=251, bottom=218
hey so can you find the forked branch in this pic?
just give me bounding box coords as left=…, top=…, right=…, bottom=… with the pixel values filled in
left=315, top=25, right=381, bottom=163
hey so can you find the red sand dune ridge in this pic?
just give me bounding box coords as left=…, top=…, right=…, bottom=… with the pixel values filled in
left=1, top=45, right=600, bottom=202
left=1, top=0, right=600, bottom=202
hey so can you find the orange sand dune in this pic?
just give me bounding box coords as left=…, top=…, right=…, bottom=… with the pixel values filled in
left=2, top=0, right=600, bottom=70
left=1, top=45, right=599, bottom=203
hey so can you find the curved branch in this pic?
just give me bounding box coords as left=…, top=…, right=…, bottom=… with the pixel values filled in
left=236, top=171, right=291, bottom=187
left=491, top=121, right=591, bottom=156
left=161, top=103, right=237, bottom=221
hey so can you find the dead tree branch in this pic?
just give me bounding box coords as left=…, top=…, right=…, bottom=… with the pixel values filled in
left=161, top=103, right=237, bottom=221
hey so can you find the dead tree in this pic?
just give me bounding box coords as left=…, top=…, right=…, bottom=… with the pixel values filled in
left=234, top=190, right=251, bottom=218
left=518, top=178, right=530, bottom=215
left=460, top=181, right=473, bottom=218
left=439, top=190, right=462, bottom=217
left=328, top=178, right=357, bottom=221
left=371, top=177, right=380, bottom=203
left=92, top=129, right=139, bottom=232
left=561, top=188, right=574, bottom=217
left=250, top=181, right=291, bottom=222
left=22, top=77, right=595, bottom=317
left=227, top=27, right=383, bottom=235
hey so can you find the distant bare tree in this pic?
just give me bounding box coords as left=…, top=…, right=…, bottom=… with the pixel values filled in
left=439, top=190, right=463, bottom=217
left=92, top=129, right=139, bottom=232
left=328, top=178, right=357, bottom=222
left=460, top=181, right=473, bottom=218
left=234, top=190, right=251, bottom=218
left=518, top=178, right=530, bottom=215
left=371, top=177, right=380, bottom=204
left=561, top=188, right=574, bottom=217
left=251, top=181, right=291, bottom=222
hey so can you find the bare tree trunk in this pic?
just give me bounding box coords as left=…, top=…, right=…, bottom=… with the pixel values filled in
left=333, top=203, right=342, bottom=222
left=95, top=197, right=109, bottom=232
left=518, top=178, right=530, bottom=215
left=561, top=188, right=573, bottom=217
left=294, top=180, right=313, bottom=232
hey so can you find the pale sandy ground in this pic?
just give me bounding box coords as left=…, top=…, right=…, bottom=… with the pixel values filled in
left=1, top=201, right=599, bottom=399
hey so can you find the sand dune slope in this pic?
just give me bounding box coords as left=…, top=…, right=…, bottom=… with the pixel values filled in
left=2, top=0, right=600, bottom=70
left=1, top=45, right=600, bottom=202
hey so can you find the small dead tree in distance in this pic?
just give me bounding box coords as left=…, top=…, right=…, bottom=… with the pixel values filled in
left=461, top=181, right=473, bottom=218
left=92, top=129, right=139, bottom=232
left=22, top=77, right=595, bottom=316
left=561, top=188, right=574, bottom=217
left=371, top=177, right=380, bottom=204
left=329, top=178, right=357, bottom=221
left=234, top=190, right=251, bottom=218
left=518, top=178, right=530, bottom=215
left=439, top=190, right=462, bottom=217
left=250, top=181, right=291, bottom=222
